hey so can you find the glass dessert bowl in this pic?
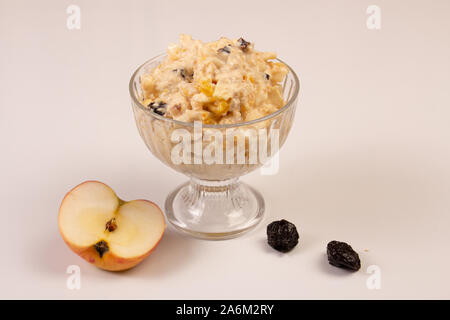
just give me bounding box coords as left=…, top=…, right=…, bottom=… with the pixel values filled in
left=129, top=54, right=299, bottom=239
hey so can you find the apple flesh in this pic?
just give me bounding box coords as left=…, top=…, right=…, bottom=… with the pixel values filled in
left=58, top=181, right=166, bottom=271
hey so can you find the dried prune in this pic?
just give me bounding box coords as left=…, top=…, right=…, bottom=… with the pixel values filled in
left=265, top=73, right=270, bottom=80
left=148, top=101, right=167, bottom=116
left=237, top=37, right=250, bottom=51
left=327, top=241, right=361, bottom=271
left=94, top=240, right=109, bottom=258
left=218, top=46, right=231, bottom=54
left=267, top=219, right=299, bottom=252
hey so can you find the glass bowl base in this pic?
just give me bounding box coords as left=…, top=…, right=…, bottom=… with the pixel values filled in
left=165, top=178, right=265, bottom=240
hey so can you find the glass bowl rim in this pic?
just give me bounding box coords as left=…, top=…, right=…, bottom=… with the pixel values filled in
left=129, top=52, right=300, bottom=129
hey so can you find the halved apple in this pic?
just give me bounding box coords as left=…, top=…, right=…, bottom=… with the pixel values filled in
left=58, top=181, right=166, bottom=271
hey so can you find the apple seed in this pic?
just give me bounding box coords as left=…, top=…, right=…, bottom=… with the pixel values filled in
left=94, top=240, right=109, bottom=258
left=105, top=218, right=117, bottom=232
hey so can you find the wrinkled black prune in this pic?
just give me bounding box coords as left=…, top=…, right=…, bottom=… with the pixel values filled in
left=148, top=101, right=167, bottom=116
left=218, top=46, right=231, bottom=54
left=267, top=219, right=299, bottom=252
left=327, top=241, right=361, bottom=271
left=94, top=240, right=109, bottom=258
left=265, top=73, right=270, bottom=80
left=237, top=37, right=250, bottom=51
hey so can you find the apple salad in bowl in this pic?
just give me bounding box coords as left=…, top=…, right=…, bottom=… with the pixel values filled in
left=130, top=35, right=299, bottom=239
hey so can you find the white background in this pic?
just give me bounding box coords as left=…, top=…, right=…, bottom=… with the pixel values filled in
left=1, top=0, right=450, bottom=299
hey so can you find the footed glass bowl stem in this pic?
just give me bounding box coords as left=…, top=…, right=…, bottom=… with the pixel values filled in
left=165, top=178, right=265, bottom=240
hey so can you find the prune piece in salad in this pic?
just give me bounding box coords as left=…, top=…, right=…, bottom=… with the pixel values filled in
left=180, top=69, right=193, bottom=82
left=173, top=69, right=193, bottom=82
left=148, top=101, right=167, bottom=116
left=237, top=37, right=250, bottom=51
left=265, top=73, right=270, bottom=80
left=327, top=241, right=361, bottom=271
left=267, top=219, right=299, bottom=252
left=153, top=107, right=166, bottom=116
left=218, top=46, right=231, bottom=54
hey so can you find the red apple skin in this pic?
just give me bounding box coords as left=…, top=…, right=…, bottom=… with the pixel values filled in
left=58, top=181, right=166, bottom=271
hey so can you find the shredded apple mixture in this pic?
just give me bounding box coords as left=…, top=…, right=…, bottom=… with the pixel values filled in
left=140, top=35, right=288, bottom=124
